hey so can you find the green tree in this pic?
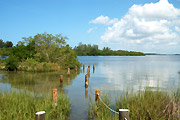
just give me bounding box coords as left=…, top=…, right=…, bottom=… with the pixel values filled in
left=22, top=33, right=67, bottom=63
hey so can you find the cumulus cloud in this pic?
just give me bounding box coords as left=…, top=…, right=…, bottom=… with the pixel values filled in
left=94, top=0, right=180, bottom=53
left=87, top=27, right=97, bottom=33
left=175, top=26, right=180, bottom=32
left=89, top=15, right=119, bottom=25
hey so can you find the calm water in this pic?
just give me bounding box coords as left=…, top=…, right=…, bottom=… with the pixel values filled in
left=0, top=55, right=180, bottom=120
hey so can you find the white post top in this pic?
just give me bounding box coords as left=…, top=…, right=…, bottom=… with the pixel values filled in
left=36, top=111, right=46, bottom=115
left=119, top=109, right=129, bottom=112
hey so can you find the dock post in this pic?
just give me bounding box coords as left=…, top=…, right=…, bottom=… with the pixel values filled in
left=35, top=111, right=45, bottom=120
left=52, top=89, right=57, bottom=106
left=119, top=109, right=130, bottom=120
left=67, top=68, right=70, bottom=76
left=95, top=90, right=100, bottom=102
left=60, top=75, right=63, bottom=83
left=85, top=74, right=89, bottom=88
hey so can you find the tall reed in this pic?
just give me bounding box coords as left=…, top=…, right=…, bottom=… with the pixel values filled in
left=89, top=88, right=180, bottom=120
left=0, top=90, right=70, bottom=120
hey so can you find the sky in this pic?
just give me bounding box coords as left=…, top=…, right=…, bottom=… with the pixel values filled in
left=1, top=0, right=180, bottom=54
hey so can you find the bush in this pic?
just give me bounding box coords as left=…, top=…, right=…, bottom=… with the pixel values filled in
left=5, top=55, right=19, bottom=71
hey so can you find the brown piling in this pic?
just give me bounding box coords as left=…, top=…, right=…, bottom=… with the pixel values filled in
left=95, top=90, right=100, bottom=102
left=67, top=68, right=70, bottom=76
left=119, top=109, right=130, bottom=120
left=88, top=65, right=90, bottom=69
left=60, top=75, right=63, bottom=83
left=93, top=64, right=95, bottom=74
left=85, top=74, right=89, bottom=88
left=75, top=66, right=77, bottom=71
left=87, top=68, right=90, bottom=74
left=85, top=88, right=88, bottom=99
left=67, top=76, right=70, bottom=85
left=35, top=111, right=45, bottom=120
left=52, top=89, right=57, bottom=106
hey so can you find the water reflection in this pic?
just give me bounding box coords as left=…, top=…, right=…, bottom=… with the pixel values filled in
left=0, top=70, right=81, bottom=93
left=79, top=56, right=180, bottom=92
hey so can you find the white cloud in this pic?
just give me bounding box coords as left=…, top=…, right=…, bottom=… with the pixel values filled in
left=89, top=15, right=119, bottom=25
left=95, top=0, right=180, bottom=53
left=175, top=26, right=180, bottom=32
left=87, top=27, right=97, bottom=33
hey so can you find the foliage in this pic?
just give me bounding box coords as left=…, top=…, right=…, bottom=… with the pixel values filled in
left=5, top=55, right=19, bottom=71
left=74, top=42, right=145, bottom=56
left=0, top=90, right=70, bottom=120
left=0, top=39, right=13, bottom=48
left=18, top=58, right=61, bottom=72
left=0, top=48, right=12, bottom=57
left=3, top=33, right=81, bottom=71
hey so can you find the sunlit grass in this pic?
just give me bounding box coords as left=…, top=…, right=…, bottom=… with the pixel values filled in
left=89, top=88, right=180, bottom=120
left=0, top=90, right=70, bottom=120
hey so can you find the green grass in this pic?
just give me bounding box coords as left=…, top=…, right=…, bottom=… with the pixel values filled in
left=89, top=88, right=180, bottom=120
left=0, top=90, right=70, bottom=120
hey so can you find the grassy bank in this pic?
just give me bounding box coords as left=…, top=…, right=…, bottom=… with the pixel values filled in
left=89, top=88, right=180, bottom=120
left=0, top=90, right=70, bottom=120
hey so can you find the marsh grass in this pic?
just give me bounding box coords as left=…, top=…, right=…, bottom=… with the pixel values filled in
left=89, top=88, right=180, bottom=120
left=89, top=94, right=119, bottom=120
left=0, top=90, right=70, bottom=120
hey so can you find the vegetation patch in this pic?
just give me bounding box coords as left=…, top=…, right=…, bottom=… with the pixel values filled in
left=0, top=90, right=71, bottom=120
left=89, top=88, right=180, bottom=120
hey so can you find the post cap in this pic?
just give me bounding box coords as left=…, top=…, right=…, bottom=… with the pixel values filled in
left=119, top=109, right=129, bottom=112
left=36, top=111, right=45, bottom=115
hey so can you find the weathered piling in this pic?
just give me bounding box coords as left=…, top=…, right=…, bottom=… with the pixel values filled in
left=85, top=74, right=89, bottom=88
left=60, top=75, right=63, bottom=83
left=83, top=64, right=85, bottom=69
left=67, top=68, right=70, bottom=76
left=95, top=90, right=100, bottom=102
left=119, top=109, right=130, bottom=120
left=85, top=87, right=88, bottom=99
left=93, top=64, right=95, bottom=74
left=67, top=76, right=70, bottom=85
left=88, top=65, right=90, bottom=69
left=35, top=111, right=45, bottom=120
left=87, top=68, right=90, bottom=74
left=75, top=66, right=77, bottom=71
left=52, top=89, right=57, bottom=106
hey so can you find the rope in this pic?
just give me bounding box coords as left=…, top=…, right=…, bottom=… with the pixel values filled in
left=99, top=96, right=119, bottom=114
left=88, top=83, right=119, bottom=115
left=88, top=84, right=95, bottom=95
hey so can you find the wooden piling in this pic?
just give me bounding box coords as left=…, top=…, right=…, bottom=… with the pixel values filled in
left=119, top=109, right=130, bottom=120
left=87, top=68, right=90, bottom=74
left=67, top=68, right=70, bottom=76
left=88, top=65, right=90, bottom=69
left=52, top=89, right=57, bottom=106
left=95, top=90, right=100, bottom=102
left=85, top=88, right=88, bottom=99
left=85, top=74, right=89, bottom=88
left=67, top=76, right=70, bottom=85
left=93, top=64, right=95, bottom=74
left=35, top=111, right=45, bottom=120
left=83, top=64, right=85, bottom=69
left=75, top=66, right=77, bottom=71
left=60, top=75, right=63, bottom=83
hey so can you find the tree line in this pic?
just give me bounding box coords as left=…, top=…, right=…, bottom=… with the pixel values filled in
left=74, top=42, right=145, bottom=56
left=0, top=39, right=13, bottom=48
left=0, top=33, right=145, bottom=71
left=0, top=33, right=81, bottom=71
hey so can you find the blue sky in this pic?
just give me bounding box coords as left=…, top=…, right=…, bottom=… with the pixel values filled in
left=1, top=0, right=180, bottom=53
